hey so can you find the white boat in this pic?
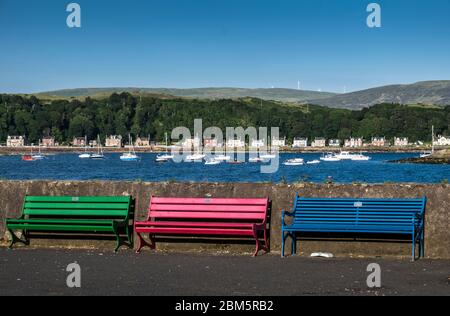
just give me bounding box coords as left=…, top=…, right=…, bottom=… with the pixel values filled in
left=351, top=154, right=371, bottom=161
left=79, top=136, right=91, bottom=159
left=214, top=154, right=232, bottom=162
left=259, top=153, right=277, bottom=159
left=283, top=158, right=304, bottom=166
left=185, top=153, right=206, bottom=162
left=156, top=133, right=174, bottom=162
left=205, top=159, right=221, bottom=166
left=30, top=141, right=45, bottom=160
left=249, top=156, right=265, bottom=163
left=90, top=135, right=106, bottom=160
left=420, top=125, right=436, bottom=158
left=120, top=135, right=140, bottom=162
left=334, top=151, right=356, bottom=160
left=320, top=153, right=341, bottom=162
left=306, top=160, right=321, bottom=165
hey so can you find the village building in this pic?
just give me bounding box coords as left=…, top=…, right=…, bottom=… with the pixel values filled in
left=328, top=139, right=341, bottom=147
left=226, top=139, right=245, bottom=148
left=292, top=138, right=308, bottom=148
left=371, top=137, right=388, bottom=147
left=271, top=137, right=286, bottom=147
left=251, top=139, right=265, bottom=148
left=41, top=136, right=56, bottom=147
left=89, top=140, right=98, bottom=147
left=344, top=138, right=363, bottom=148
left=6, top=136, right=25, bottom=147
left=105, top=135, right=123, bottom=148
left=204, top=138, right=222, bottom=148
left=72, top=137, right=87, bottom=147
left=182, top=137, right=201, bottom=148
left=135, top=137, right=150, bottom=147
left=394, top=137, right=409, bottom=147
left=311, top=138, right=326, bottom=148
left=434, top=135, right=450, bottom=146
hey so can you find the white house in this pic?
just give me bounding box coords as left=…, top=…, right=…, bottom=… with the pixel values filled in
left=251, top=139, right=265, bottom=148
left=292, top=138, right=308, bottom=148
left=371, top=137, right=388, bottom=147
left=311, top=138, right=326, bottom=148
left=182, top=136, right=201, bottom=148
left=328, top=139, right=341, bottom=147
left=271, top=137, right=286, bottom=147
left=434, top=135, right=450, bottom=146
left=394, top=137, right=409, bottom=147
left=105, top=135, right=123, bottom=148
left=344, top=138, right=363, bottom=148
left=226, top=139, right=245, bottom=148
left=7, top=136, right=25, bottom=147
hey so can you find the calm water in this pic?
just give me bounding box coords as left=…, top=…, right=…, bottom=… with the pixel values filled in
left=0, top=153, right=448, bottom=184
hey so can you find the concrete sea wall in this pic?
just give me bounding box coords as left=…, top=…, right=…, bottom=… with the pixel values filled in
left=0, top=181, right=449, bottom=259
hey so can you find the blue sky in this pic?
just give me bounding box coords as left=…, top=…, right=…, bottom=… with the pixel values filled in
left=0, top=0, right=449, bottom=93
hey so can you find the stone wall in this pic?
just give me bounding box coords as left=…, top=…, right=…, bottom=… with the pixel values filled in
left=0, top=181, right=449, bottom=259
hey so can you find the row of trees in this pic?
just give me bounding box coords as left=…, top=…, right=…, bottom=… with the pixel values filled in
left=0, top=93, right=449, bottom=144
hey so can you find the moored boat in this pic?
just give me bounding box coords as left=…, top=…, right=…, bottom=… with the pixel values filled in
left=283, top=158, right=304, bottom=166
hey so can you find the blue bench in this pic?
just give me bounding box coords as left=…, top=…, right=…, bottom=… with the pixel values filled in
left=282, top=195, right=426, bottom=261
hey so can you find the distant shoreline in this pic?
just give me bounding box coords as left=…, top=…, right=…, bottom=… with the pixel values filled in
left=0, top=146, right=445, bottom=155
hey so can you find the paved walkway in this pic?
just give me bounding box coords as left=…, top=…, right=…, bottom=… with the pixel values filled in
left=0, top=249, right=448, bottom=296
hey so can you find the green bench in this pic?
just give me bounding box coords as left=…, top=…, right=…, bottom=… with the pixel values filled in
left=5, top=196, right=134, bottom=252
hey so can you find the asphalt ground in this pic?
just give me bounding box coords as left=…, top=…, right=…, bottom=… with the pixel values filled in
left=0, top=248, right=448, bottom=296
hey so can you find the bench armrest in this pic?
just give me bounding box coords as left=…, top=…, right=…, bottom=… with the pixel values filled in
left=282, top=210, right=294, bottom=227
left=6, top=214, right=25, bottom=221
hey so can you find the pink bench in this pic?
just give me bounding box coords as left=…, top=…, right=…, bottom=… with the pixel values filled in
left=134, top=197, right=271, bottom=256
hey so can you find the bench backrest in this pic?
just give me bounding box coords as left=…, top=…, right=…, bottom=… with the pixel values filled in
left=147, top=197, right=270, bottom=223
left=23, top=196, right=133, bottom=220
left=293, top=195, right=426, bottom=227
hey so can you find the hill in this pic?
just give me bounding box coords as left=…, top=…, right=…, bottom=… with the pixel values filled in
left=37, top=87, right=337, bottom=103
left=307, top=81, right=450, bottom=110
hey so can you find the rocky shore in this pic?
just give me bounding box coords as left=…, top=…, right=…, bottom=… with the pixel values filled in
left=393, top=149, right=450, bottom=165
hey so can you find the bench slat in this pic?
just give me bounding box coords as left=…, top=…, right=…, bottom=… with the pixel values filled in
left=150, top=204, right=267, bottom=213
left=134, top=227, right=254, bottom=236
left=149, top=211, right=265, bottom=220
left=151, top=197, right=268, bottom=205
left=25, top=196, right=131, bottom=203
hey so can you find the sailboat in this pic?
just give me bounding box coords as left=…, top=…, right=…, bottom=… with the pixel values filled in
left=79, top=136, right=91, bottom=159
left=420, top=126, right=435, bottom=158
left=120, top=134, right=140, bottom=161
left=156, top=133, right=174, bottom=162
left=31, top=141, right=45, bottom=160
left=259, top=138, right=277, bottom=159
left=185, top=135, right=205, bottom=162
left=90, top=135, right=106, bottom=160
left=23, top=142, right=44, bottom=161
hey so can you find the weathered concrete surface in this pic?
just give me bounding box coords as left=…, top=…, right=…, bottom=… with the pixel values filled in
left=0, top=181, right=449, bottom=259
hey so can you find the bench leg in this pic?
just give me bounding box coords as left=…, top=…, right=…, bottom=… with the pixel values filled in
left=135, top=233, right=155, bottom=254
left=420, top=230, right=425, bottom=259
left=125, top=225, right=133, bottom=249
left=412, top=232, right=416, bottom=262
left=263, top=228, right=270, bottom=253
left=112, top=224, right=122, bottom=253
left=292, top=233, right=297, bottom=256
left=252, top=230, right=261, bottom=257
left=282, top=231, right=290, bottom=258
left=7, top=229, right=28, bottom=249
